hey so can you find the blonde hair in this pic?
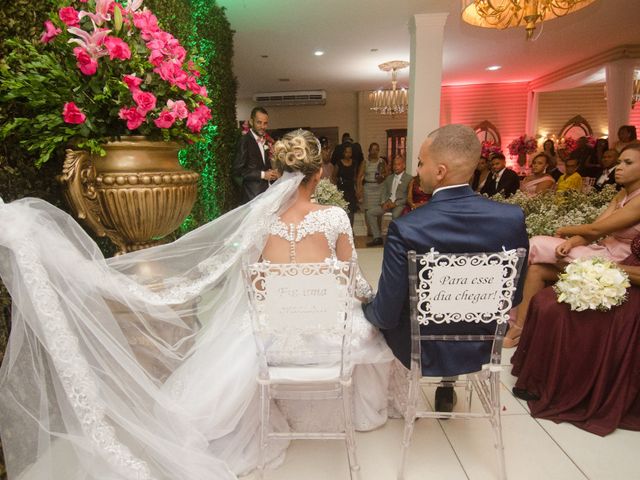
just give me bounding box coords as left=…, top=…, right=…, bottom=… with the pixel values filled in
left=272, top=129, right=322, bottom=182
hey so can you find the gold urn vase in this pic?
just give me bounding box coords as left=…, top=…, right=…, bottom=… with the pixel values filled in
left=59, top=137, right=199, bottom=254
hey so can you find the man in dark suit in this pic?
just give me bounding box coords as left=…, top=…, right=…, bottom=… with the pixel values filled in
left=594, top=149, right=621, bottom=191
left=232, top=107, right=279, bottom=203
left=481, top=152, right=520, bottom=198
left=363, top=124, right=529, bottom=412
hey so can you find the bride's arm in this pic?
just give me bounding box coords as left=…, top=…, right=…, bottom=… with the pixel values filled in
left=335, top=212, right=374, bottom=302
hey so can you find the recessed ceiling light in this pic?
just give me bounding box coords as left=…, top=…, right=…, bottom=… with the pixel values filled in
left=314, top=50, right=324, bottom=56
left=486, top=65, right=502, bottom=71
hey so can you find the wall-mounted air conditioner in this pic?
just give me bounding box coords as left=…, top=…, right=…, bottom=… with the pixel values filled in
left=252, top=90, right=327, bottom=106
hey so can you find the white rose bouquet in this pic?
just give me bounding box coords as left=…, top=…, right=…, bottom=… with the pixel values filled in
left=313, top=179, right=349, bottom=212
left=554, top=257, right=631, bottom=311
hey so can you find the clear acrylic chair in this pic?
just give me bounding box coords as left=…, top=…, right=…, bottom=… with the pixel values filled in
left=243, top=259, right=359, bottom=479
left=398, top=248, right=527, bottom=480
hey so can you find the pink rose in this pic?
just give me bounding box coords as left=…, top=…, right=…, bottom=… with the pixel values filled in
left=118, top=107, right=145, bottom=130
left=132, top=90, right=157, bottom=114
left=154, top=61, right=188, bottom=90
left=148, top=49, right=164, bottom=67
left=122, top=74, right=143, bottom=91
left=154, top=110, right=176, bottom=129
left=133, top=10, right=160, bottom=39
left=104, top=36, right=131, bottom=60
left=73, top=47, right=98, bottom=75
left=40, top=20, right=62, bottom=44
left=167, top=100, right=188, bottom=119
left=62, top=102, right=86, bottom=124
left=59, top=7, right=80, bottom=26
left=186, top=104, right=212, bottom=133
left=186, top=112, right=205, bottom=133
left=194, top=103, right=212, bottom=121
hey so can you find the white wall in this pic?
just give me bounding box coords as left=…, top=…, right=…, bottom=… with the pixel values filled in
left=537, top=83, right=609, bottom=139
left=236, top=92, right=359, bottom=144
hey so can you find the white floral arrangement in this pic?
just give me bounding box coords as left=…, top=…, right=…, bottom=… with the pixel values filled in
left=554, top=257, right=630, bottom=311
left=491, top=185, right=617, bottom=237
left=313, top=179, right=349, bottom=212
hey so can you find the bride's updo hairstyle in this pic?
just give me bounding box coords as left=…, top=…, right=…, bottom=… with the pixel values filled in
left=272, top=129, right=322, bottom=182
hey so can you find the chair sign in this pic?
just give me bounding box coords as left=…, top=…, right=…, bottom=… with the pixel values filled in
left=417, top=249, right=520, bottom=325
left=264, top=271, right=339, bottom=330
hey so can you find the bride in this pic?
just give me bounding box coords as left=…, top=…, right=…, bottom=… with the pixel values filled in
left=0, top=129, right=392, bottom=480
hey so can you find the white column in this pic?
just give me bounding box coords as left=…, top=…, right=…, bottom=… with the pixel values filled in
left=407, top=12, right=449, bottom=174
left=605, top=60, right=635, bottom=140
left=525, top=90, right=539, bottom=138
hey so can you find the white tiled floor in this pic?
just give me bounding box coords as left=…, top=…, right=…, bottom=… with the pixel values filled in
left=241, top=246, right=640, bottom=480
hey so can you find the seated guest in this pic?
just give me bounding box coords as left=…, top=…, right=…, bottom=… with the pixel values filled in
left=363, top=124, right=528, bottom=412
left=511, top=234, right=640, bottom=436
left=594, top=137, right=609, bottom=164
left=470, top=156, right=491, bottom=192
left=594, top=148, right=621, bottom=191
left=402, top=174, right=431, bottom=214
left=543, top=139, right=563, bottom=181
left=614, top=125, right=639, bottom=153
left=365, top=155, right=412, bottom=246
left=555, top=156, right=582, bottom=193
left=480, top=152, right=520, bottom=198
left=503, top=145, right=640, bottom=348
left=520, top=153, right=555, bottom=196
left=574, top=136, right=600, bottom=178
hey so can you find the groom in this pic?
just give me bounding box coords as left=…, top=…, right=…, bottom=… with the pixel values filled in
left=363, top=124, right=529, bottom=412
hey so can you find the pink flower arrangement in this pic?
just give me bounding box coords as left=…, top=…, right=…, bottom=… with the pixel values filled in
left=481, top=140, right=503, bottom=159
left=31, top=0, right=211, bottom=159
left=584, top=135, right=597, bottom=148
left=559, top=136, right=578, bottom=153
left=507, top=135, right=538, bottom=157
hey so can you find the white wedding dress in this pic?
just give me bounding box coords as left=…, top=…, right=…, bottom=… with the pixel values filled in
left=0, top=172, right=392, bottom=480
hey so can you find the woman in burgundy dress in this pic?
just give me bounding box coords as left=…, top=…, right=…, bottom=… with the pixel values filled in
left=401, top=174, right=431, bottom=215
left=511, top=234, right=640, bottom=436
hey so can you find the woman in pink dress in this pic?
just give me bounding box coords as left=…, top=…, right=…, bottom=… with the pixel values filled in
left=504, top=145, right=640, bottom=347
left=520, top=153, right=555, bottom=196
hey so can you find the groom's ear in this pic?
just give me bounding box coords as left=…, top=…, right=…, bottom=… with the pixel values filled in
left=435, top=163, right=448, bottom=182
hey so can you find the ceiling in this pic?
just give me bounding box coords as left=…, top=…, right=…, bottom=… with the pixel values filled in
left=217, top=0, right=640, bottom=98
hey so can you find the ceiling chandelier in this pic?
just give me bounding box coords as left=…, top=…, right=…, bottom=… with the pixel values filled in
left=369, top=61, right=410, bottom=115
left=461, top=0, right=598, bottom=40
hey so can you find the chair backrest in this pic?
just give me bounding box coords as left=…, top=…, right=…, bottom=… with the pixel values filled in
left=408, top=248, right=527, bottom=371
left=243, top=259, right=356, bottom=379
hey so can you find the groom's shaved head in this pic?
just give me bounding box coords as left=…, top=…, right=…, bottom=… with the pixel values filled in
left=425, top=124, right=480, bottom=181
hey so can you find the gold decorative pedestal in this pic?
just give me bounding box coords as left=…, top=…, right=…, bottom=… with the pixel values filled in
left=59, top=137, right=199, bottom=254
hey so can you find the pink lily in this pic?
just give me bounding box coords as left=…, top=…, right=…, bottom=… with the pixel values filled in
left=67, top=24, right=111, bottom=58
left=124, top=0, right=144, bottom=14
left=78, top=0, right=114, bottom=26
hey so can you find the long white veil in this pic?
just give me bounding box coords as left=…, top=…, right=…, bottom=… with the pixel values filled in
left=0, top=172, right=304, bottom=480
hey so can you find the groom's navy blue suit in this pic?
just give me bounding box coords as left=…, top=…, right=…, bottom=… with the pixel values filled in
left=363, top=185, right=529, bottom=377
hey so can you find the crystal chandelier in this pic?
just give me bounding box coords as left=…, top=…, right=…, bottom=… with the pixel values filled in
left=461, top=0, right=597, bottom=40
left=369, top=61, right=410, bottom=115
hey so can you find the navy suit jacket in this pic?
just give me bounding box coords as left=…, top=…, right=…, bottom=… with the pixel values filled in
left=363, top=185, right=529, bottom=376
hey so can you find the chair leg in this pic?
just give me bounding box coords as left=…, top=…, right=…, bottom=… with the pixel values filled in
left=342, top=381, right=360, bottom=477
left=398, top=373, right=419, bottom=480
left=490, top=373, right=507, bottom=480
left=256, top=383, right=270, bottom=479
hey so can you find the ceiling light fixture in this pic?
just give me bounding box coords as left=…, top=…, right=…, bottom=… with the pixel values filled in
left=369, top=60, right=410, bottom=115
left=314, top=50, right=324, bottom=56
left=461, top=0, right=597, bottom=40
left=486, top=65, right=502, bottom=71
